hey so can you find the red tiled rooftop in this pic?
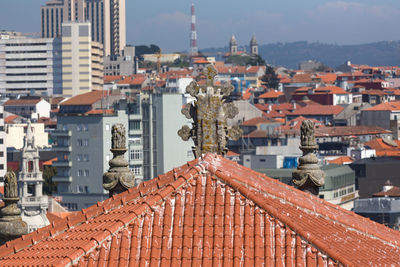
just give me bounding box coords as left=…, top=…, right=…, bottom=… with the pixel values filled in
left=104, top=75, right=123, bottom=83
left=3, top=98, right=42, bottom=106
left=327, top=156, right=353, bottom=165
left=258, top=90, right=284, bottom=99
left=117, top=75, right=147, bottom=85
left=290, top=104, right=344, bottom=116
left=373, top=185, right=400, bottom=197
left=364, top=101, right=400, bottom=111
left=60, top=90, right=107, bottom=106
left=4, top=115, right=19, bottom=124
left=1, top=154, right=400, bottom=265
left=364, top=138, right=400, bottom=157
left=240, top=116, right=276, bottom=126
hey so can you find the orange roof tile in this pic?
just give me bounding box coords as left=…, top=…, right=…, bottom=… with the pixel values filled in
left=240, top=116, right=276, bottom=126
left=258, top=90, right=284, bottom=99
left=290, top=105, right=344, bottom=116
left=60, top=91, right=107, bottom=106
left=3, top=98, right=42, bottom=106
left=4, top=115, right=19, bottom=124
left=117, top=75, right=147, bottom=85
left=364, top=138, right=400, bottom=157
left=1, top=154, right=400, bottom=265
left=104, top=75, right=123, bottom=83
left=364, top=101, right=400, bottom=111
left=317, top=73, right=337, bottom=84
left=327, top=156, right=353, bottom=165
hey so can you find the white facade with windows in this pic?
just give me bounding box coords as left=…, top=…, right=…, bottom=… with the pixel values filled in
left=0, top=35, right=62, bottom=96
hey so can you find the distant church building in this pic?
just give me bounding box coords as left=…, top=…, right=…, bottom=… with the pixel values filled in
left=229, top=35, right=238, bottom=55
left=250, top=35, right=258, bottom=56
left=18, top=121, right=49, bottom=232
left=228, top=35, right=258, bottom=56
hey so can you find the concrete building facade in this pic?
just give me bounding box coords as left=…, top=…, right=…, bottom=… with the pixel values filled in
left=41, top=0, right=126, bottom=56
left=0, top=104, right=6, bottom=180
left=61, top=22, right=103, bottom=97
left=52, top=110, right=128, bottom=211
left=104, top=45, right=136, bottom=76
left=0, top=35, right=62, bottom=96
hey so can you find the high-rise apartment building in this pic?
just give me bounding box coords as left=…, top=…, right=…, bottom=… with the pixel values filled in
left=0, top=34, right=62, bottom=96
left=61, top=22, right=103, bottom=97
left=0, top=103, right=6, bottom=181
left=41, top=0, right=126, bottom=56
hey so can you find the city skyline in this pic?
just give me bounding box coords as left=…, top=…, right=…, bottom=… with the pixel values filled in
left=1, top=1, right=400, bottom=52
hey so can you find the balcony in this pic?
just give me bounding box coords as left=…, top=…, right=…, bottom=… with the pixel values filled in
left=52, top=145, right=72, bottom=152
left=53, top=161, right=72, bottom=167
left=20, top=196, right=48, bottom=206
left=52, top=175, right=72, bottom=183
left=51, top=130, right=72, bottom=137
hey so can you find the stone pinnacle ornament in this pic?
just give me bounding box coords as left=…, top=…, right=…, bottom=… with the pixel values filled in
left=292, top=120, right=325, bottom=195
left=103, top=124, right=135, bottom=196
left=178, top=65, right=242, bottom=158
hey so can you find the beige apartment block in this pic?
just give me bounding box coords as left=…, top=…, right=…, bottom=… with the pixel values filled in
left=62, top=22, right=103, bottom=97
left=41, top=0, right=126, bottom=56
left=5, top=123, right=49, bottom=150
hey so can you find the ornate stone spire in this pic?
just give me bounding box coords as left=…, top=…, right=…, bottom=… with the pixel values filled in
left=103, top=124, right=135, bottom=197
left=178, top=65, right=242, bottom=158
left=0, top=171, right=28, bottom=244
left=292, top=120, right=325, bottom=195
left=24, top=120, right=35, bottom=151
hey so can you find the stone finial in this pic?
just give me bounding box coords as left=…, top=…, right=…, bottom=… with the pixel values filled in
left=178, top=65, right=242, bottom=158
left=292, top=120, right=325, bottom=195
left=103, top=124, right=135, bottom=197
left=0, top=171, right=28, bottom=244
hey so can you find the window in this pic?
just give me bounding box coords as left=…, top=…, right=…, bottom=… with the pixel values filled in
left=0, top=164, right=3, bottom=170
left=85, top=169, right=89, bottom=176
left=0, top=138, right=3, bottom=144
left=129, top=136, right=141, bottom=145
left=130, top=149, right=142, bottom=160
left=78, top=170, right=84, bottom=176
left=83, top=139, right=88, bottom=146
left=129, top=120, right=141, bottom=130
left=77, top=124, right=82, bottom=131
left=131, top=165, right=142, bottom=175
left=83, top=124, right=88, bottom=131
left=105, top=123, right=110, bottom=131
left=77, top=154, right=82, bottom=162
left=77, top=139, right=83, bottom=146
left=83, top=154, right=89, bottom=162
left=0, top=151, right=3, bottom=157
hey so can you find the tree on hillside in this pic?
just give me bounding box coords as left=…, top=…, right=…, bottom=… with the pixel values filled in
left=135, top=44, right=161, bottom=60
left=260, top=65, right=279, bottom=90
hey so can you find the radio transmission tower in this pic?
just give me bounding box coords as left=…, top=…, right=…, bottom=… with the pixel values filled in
left=190, top=3, right=198, bottom=56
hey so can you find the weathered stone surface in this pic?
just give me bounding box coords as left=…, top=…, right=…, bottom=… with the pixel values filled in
left=178, top=64, right=243, bottom=158
left=103, top=124, right=135, bottom=196
left=292, top=120, right=325, bottom=195
left=0, top=171, right=28, bottom=245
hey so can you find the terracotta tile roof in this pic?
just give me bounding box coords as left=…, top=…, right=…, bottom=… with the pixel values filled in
left=117, top=75, right=147, bottom=85
left=60, top=91, right=107, bottom=106
left=277, top=116, right=325, bottom=135
left=290, top=105, right=344, bottom=116
left=327, top=156, right=353, bottom=165
left=316, top=73, right=337, bottom=84
left=240, top=116, right=276, bottom=126
left=193, top=59, right=210, bottom=64
left=4, top=114, right=20, bottom=124
left=364, top=138, right=400, bottom=157
left=226, top=150, right=239, bottom=157
left=246, top=66, right=265, bottom=73
left=279, top=76, right=292, bottom=83
left=1, top=154, right=400, bottom=266
left=315, top=126, right=391, bottom=137
left=104, top=75, right=123, bottom=83
left=3, top=98, right=42, bottom=106
left=292, top=73, right=313, bottom=83
left=364, top=101, right=400, bottom=111
left=373, top=185, right=400, bottom=197
left=361, top=90, right=388, bottom=96
left=50, top=97, right=65, bottom=105
left=215, top=65, right=246, bottom=74
left=258, top=90, right=284, bottom=99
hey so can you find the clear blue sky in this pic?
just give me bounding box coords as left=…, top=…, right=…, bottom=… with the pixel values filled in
left=1, top=0, right=399, bottom=52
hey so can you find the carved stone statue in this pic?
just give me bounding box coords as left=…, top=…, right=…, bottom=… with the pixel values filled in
left=0, top=171, right=28, bottom=244
left=178, top=64, right=242, bottom=158
left=111, top=124, right=126, bottom=149
left=292, top=120, right=325, bottom=195
left=103, top=124, right=135, bottom=196
left=4, top=171, right=18, bottom=199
